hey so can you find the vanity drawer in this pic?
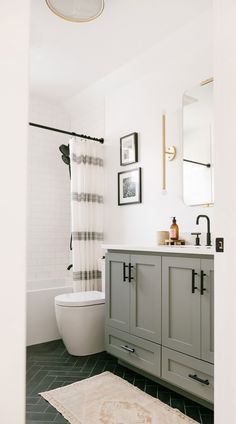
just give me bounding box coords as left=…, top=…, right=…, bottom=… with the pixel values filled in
left=162, top=347, right=214, bottom=403
left=105, top=327, right=161, bottom=377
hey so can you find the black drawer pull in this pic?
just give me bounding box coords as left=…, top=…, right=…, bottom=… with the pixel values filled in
left=123, top=263, right=129, bottom=282
left=188, top=373, right=209, bottom=386
left=192, top=270, right=198, bottom=293
left=200, top=270, right=207, bottom=295
left=128, top=263, right=134, bottom=282
left=121, top=345, right=135, bottom=353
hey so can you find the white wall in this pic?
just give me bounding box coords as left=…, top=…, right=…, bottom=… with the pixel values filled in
left=0, top=1, right=29, bottom=422
left=27, top=96, right=73, bottom=345
left=214, top=0, right=236, bottom=422
left=66, top=10, right=214, bottom=246
left=28, top=96, right=72, bottom=290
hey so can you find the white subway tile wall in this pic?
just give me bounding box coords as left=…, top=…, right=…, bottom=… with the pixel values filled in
left=27, top=96, right=72, bottom=290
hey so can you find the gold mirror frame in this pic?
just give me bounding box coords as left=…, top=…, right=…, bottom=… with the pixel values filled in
left=182, top=77, right=214, bottom=206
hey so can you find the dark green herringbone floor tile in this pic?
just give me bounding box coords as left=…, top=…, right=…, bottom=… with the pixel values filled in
left=27, top=422, right=59, bottom=424
left=185, top=406, right=201, bottom=423
left=26, top=411, right=58, bottom=421
left=26, top=404, right=48, bottom=413
left=158, top=390, right=171, bottom=405
left=47, top=370, right=90, bottom=378
left=134, top=379, right=146, bottom=391
left=89, top=359, right=106, bottom=374
left=26, top=339, right=214, bottom=424
left=26, top=397, right=41, bottom=405
left=145, top=384, right=158, bottom=397
left=29, top=375, right=56, bottom=396
left=54, top=413, right=69, bottom=423
left=201, top=414, right=214, bottom=424
left=170, top=397, right=185, bottom=414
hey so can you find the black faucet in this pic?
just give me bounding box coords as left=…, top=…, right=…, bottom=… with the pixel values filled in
left=196, top=215, right=211, bottom=246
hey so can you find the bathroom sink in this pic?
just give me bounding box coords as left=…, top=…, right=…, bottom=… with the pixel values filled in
left=171, top=245, right=199, bottom=248
left=164, top=245, right=213, bottom=250
left=102, top=244, right=214, bottom=256
left=174, top=245, right=212, bottom=249
left=155, top=244, right=214, bottom=255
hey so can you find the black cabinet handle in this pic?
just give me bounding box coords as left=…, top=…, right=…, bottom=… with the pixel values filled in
left=128, top=263, right=134, bottom=282
left=123, top=263, right=129, bottom=282
left=188, top=373, right=209, bottom=386
left=192, top=270, right=198, bottom=293
left=121, top=345, right=135, bottom=353
left=200, top=270, right=207, bottom=295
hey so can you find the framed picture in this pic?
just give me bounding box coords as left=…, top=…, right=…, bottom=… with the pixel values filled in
left=120, top=132, right=138, bottom=165
left=118, top=167, right=142, bottom=205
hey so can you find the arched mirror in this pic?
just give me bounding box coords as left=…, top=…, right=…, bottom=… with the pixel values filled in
left=183, top=78, right=214, bottom=206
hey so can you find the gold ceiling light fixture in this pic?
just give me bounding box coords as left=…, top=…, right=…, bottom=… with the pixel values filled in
left=45, top=0, right=105, bottom=23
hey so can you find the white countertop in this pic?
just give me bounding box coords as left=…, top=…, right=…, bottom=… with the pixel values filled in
left=102, top=244, right=214, bottom=256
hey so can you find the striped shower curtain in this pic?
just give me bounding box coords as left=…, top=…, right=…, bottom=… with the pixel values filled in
left=70, top=137, right=104, bottom=292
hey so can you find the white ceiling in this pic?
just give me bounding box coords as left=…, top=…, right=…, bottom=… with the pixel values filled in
left=30, top=0, right=212, bottom=102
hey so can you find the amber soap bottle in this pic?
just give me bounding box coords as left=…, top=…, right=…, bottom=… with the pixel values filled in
left=169, top=217, right=179, bottom=240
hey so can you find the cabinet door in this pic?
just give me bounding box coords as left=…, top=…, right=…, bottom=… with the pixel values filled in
left=162, top=256, right=201, bottom=358
left=201, top=259, right=214, bottom=363
left=105, top=252, right=130, bottom=332
left=130, top=254, right=161, bottom=343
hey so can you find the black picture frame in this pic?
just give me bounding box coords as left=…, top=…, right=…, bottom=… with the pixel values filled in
left=118, top=167, right=142, bottom=206
left=120, top=132, right=138, bottom=166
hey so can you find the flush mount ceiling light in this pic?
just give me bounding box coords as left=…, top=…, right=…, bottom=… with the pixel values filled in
left=45, top=0, right=104, bottom=23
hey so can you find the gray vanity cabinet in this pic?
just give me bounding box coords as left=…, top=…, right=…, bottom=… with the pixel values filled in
left=201, top=259, right=214, bottom=364
left=106, top=252, right=162, bottom=344
left=105, top=253, right=130, bottom=332
left=162, top=257, right=201, bottom=358
left=130, top=254, right=161, bottom=343
left=105, top=249, right=214, bottom=404
left=162, top=256, right=214, bottom=363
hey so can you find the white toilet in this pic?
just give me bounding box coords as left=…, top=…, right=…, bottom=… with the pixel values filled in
left=55, top=261, right=105, bottom=356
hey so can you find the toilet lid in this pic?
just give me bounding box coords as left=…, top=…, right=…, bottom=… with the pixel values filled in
left=55, top=291, right=105, bottom=307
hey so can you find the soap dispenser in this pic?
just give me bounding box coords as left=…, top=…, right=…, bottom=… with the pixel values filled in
left=169, top=217, right=179, bottom=241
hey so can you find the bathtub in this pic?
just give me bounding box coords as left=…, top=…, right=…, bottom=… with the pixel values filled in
left=27, top=284, right=72, bottom=346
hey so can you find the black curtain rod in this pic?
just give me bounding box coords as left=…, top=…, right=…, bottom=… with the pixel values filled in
left=29, top=122, right=104, bottom=144
left=183, top=159, right=211, bottom=168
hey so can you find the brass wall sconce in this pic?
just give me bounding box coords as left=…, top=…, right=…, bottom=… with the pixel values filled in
left=200, top=77, right=214, bottom=86
left=162, top=114, right=176, bottom=190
